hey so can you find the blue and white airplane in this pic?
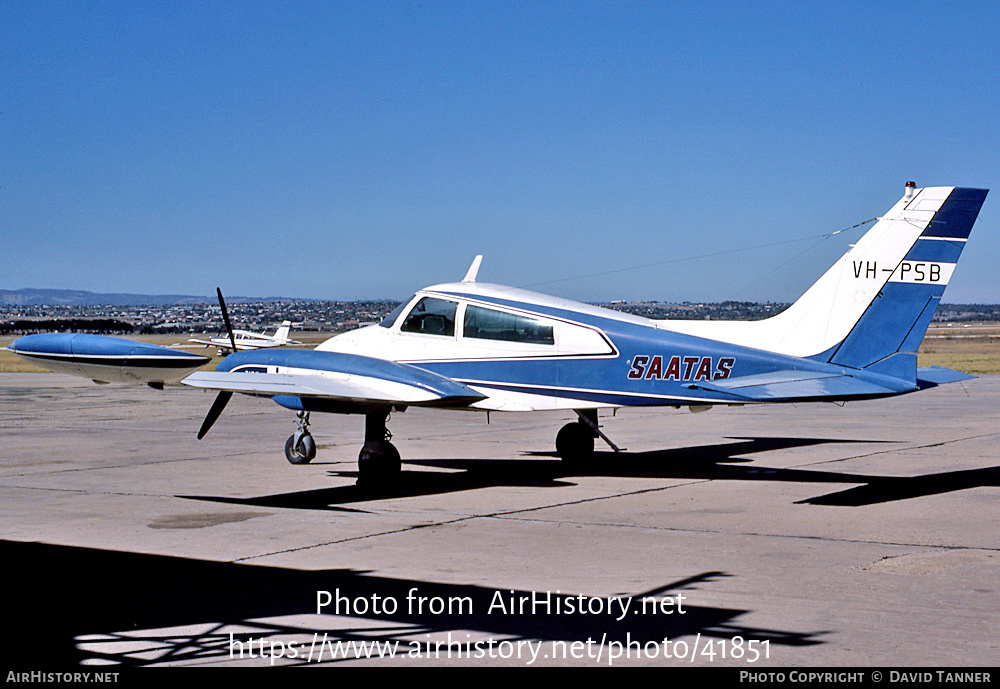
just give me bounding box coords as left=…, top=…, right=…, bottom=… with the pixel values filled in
left=7, top=183, right=989, bottom=488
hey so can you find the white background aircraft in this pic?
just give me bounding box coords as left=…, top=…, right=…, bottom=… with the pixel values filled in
left=189, top=320, right=302, bottom=352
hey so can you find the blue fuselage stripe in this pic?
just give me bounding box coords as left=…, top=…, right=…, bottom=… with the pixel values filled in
left=416, top=291, right=893, bottom=403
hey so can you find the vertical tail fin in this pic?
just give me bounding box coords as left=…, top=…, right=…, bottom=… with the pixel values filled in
left=826, top=186, right=988, bottom=380
left=659, top=184, right=988, bottom=382
left=273, top=321, right=292, bottom=343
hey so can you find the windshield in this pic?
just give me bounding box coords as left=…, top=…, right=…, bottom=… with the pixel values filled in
left=400, top=297, right=459, bottom=336
left=378, top=297, right=413, bottom=328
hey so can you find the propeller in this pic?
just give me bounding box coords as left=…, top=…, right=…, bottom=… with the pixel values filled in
left=197, top=287, right=237, bottom=439
left=198, top=391, right=232, bottom=439
left=217, top=287, right=238, bottom=353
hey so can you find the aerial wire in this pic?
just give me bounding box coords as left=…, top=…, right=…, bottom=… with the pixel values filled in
left=516, top=218, right=880, bottom=292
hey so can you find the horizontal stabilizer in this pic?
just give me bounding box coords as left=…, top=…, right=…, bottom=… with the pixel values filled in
left=684, top=369, right=905, bottom=402
left=916, top=365, right=976, bottom=387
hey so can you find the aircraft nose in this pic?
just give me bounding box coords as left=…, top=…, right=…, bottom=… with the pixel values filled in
left=7, top=335, right=31, bottom=352
left=8, top=333, right=76, bottom=355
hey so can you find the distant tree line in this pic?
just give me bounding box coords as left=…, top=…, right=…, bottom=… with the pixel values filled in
left=3, top=301, right=999, bottom=336
left=932, top=304, right=1000, bottom=322
left=606, top=301, right=792, bottom=321
left=0, top=319, right=135, bottom=335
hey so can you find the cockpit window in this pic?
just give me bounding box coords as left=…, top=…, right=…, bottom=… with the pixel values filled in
left=464, top=305, right=554, bottom=345
left=400, top=297, right=459, bottom=336
left=378, top=298, right=412, bottom=328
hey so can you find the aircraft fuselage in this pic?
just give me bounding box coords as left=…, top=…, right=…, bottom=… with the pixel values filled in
left=308, top=283, right=911, bottom=411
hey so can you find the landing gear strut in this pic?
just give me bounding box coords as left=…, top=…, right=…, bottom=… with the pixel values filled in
left=357, top=407, right=400, bottom=488
left=284, top=411, right=316, bottom=464
left=556, top=409, right=623, bottom=463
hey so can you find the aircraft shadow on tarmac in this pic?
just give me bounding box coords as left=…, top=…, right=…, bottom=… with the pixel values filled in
left=4, top=540, right=821, bottom=666
left=187, top=436, right=1000, bottom=509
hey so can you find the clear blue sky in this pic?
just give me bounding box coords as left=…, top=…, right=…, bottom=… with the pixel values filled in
left=3, top=1, right=998, bottom=303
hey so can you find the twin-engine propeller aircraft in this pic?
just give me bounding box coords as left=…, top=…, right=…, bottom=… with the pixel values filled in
left=188, top=320, right=302, bottom=353
left=7, top=184, right=989, bottom=489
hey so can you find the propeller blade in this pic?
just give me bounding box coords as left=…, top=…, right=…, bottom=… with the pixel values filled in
left=197, top=390, right=232, bottom=439
left=217, top=287, right=238, bottom=352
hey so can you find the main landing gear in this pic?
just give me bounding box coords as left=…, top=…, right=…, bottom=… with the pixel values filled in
left=357, top=408, right=400, bottom=488
left=283, top=407, right=615, bottom=487
left=556, top=409, right=623, bottom=463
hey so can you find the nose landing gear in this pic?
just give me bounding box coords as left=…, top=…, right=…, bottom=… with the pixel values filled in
left=284, top=411, right=316, bottom=464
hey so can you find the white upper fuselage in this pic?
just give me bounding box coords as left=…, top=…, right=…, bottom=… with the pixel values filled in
left=314, top=283, right=642, bottom=410
left=316, top=283, right=628, bottom=362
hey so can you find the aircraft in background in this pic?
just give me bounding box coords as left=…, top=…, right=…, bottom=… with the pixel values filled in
left=8, top=184, right=989, bottom=489
left=188, top=320, right=302, bottom=353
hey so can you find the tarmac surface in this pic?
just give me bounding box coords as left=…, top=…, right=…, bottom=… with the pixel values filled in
left=2, top=371, right=998, bottom=668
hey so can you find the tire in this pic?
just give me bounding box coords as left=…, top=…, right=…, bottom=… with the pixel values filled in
left=285, top=434, right=316, bottom=464
left=556, top=422, right=595, bottom=463
left=357, top=439, right=401, bottom=487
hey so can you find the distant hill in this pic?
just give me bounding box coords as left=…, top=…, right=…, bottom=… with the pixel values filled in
left=0, top=288, right=298, bottom=306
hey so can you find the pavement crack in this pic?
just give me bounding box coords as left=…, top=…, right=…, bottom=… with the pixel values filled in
left=794, top=431, right=1000, bottom=468
left=231, top=479, right=712, bottom=562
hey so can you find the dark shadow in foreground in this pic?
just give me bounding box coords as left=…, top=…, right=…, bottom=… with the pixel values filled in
left=4, top=540, right=821, bottom=666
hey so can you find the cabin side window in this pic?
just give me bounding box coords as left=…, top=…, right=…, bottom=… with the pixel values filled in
left=463, top=305, right=554, bottom=345
left=400, top=297, right=459, bottom=336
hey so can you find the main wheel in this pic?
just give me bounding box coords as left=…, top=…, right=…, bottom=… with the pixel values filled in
left=556, top=422, right=595, bottom=463
left=284, top=434, right=316, bottom=464
left=357, top=439, right=401, bottom=487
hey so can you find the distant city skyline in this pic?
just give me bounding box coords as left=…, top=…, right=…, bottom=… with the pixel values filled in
left=3, top=2, right=997, bottom=303
left=4, top=286, right=999, bottom=312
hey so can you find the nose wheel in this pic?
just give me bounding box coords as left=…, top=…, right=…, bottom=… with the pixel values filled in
left=284, top=411, right=316, bottom=464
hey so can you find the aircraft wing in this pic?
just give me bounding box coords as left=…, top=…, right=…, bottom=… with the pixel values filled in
left=187, top=338, right=222, bottom=348
left=187, top=337, right=301, bottom=350
left=683, top=369, right=909, bottom=402
left=181, top=349, right=487, bottom=408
